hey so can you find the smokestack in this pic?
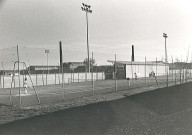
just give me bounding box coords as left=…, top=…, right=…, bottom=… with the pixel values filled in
left=132, top=45, right=134, bottom=61
left=59, top=41, right=63, bottom=67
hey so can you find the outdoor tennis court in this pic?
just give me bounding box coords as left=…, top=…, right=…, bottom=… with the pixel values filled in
left=0, top=74, right=189, bottom=107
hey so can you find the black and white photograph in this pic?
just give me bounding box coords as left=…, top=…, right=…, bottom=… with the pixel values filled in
left=0, top=0, right=192, bottom=134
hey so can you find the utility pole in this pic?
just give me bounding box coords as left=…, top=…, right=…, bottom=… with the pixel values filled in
left=81, top=3, right=92, bottom=73
left=163, top=33, right=168, bottom=87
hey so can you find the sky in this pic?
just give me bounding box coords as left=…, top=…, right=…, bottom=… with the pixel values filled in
left=0, top=0, right=192, bottom=68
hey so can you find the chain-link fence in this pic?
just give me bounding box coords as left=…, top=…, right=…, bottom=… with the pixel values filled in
left=0, top=46, right=191, bottom=107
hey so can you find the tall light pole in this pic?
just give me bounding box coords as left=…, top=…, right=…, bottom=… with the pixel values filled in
left=81, top=3, right=92, bottom=73
left=45, top=50, right=50, bottom=74
left=163, top=33, right=168, bottom=87
left=163, top=33, right=168, bottom=63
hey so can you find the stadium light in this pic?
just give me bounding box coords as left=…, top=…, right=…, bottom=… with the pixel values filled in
left=81, top=3, right=92, bottom=73
left=163, top=33, right=168, bottom=63
left=163, top=33, right=168, bottom=87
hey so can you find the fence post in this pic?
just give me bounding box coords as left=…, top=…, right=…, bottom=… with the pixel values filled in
left=166, top=61, right=168, bottom=87
left=14, top=74, right=15, bottom=88
left=85, top=72, right=87, bottom=81
left=115, top=54, right=117, bottom=92
left=22, top=64, right=25, bottom=87
left=62, top=64, right=64, bottom=87
left=1, top=62, right=5, bottom=89
left=91, top=71, right=93, bottom=82
left=36, top=74, right=37, bottom=86
left=156, top=57, right=157, bottom=77
left=9, top=89, right=12, bottom=105
left=73, top=69, right=74, bottom=82
left=46, top=73, right=47, bottom=85
left=172, top=59, right=174, bottom=82
left=58, top=73, right=60, bottom=84
left=22, top=73, right=24, bottom=88
left=182, top=68, right=184, bottom=83
left=180, top=69, right=181, bottom=84
left=63, top=72, right=65, bottom=84
left=68, top=78, right=70, bottom=84
left=78, top=73, right=79, bottom=82
left=131, top=59, right=133, bottom=86
left=71, top=72, right=72, bottom=83
left=3, top=71, right=4, bottom=89
left=42, top=72, right=44, bottom=86
left=42, top=64, right=44, bottom=86
left=164, top=59, right=168, bottom=87
left=63, top=85, right=65, bottom=99
left=0, top=75, right=1, bottom=88
left=92, top=76, right=94, bottom=95
left=92, top=72, right=94, bottom=95
left=55, top=74, right=56, bottom=84
left=185, top=69, right=187, bottom=83
left=58, top=64, right=61, bottom=85
left=175, top=67, right=176, bottom=85
left=96, top=65, right=98, bottom=80
left=145, top=57, right=146, bottom=86
left=190, top=69, right=191, bottom=80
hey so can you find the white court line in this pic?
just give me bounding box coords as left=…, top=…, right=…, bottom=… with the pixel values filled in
left=40, top=89, right=92, bottom=97
left=14, top=93, right=32, bottom=96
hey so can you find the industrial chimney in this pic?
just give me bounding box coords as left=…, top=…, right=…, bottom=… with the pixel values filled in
left=131, top=45, right=134, bottom=61
left=59, top=41, right=63, bottom=67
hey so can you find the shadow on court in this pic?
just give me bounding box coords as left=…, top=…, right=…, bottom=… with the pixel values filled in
left=128, top=82, right=192, bottom=116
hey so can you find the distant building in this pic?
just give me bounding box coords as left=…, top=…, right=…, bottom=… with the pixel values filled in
left=28, top=63, right=85, bottom=74
left=108, top=60, right=169, bottom=79
left=63, top=62, right=84, bottom=70
left=28, top=65, right=59, bottom=71
left=0, top=70, right=18, bottom=76
left=27, top=65, right=59, bottom=74
left=169, top=62, right=192, bottom=70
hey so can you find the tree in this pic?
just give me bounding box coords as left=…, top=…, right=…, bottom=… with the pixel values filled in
left=83, top=58, right=96, bottom=72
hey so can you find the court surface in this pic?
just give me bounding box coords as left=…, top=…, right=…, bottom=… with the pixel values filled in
left=0, top=76, right=180, bottom=106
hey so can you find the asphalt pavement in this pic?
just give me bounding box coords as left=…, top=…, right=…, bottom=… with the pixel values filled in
left=0, top=82, right=192, bottom=135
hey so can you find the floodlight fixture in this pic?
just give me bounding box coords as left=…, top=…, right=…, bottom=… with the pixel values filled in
left=81, top=3, right=92, bottom=13
left=163, top=33, right=168, bottom=38
left=45, top=50, right=50, bottom=53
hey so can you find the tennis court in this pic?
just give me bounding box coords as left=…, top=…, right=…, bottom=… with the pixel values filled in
left=0, top=74, right=189, bottom=107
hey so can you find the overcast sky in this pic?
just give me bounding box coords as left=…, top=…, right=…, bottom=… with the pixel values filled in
left=0, top=0, right=192, bottom=67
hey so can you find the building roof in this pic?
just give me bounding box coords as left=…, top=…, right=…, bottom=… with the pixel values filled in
left=107, top=60, right=167, bottom=66
left=64, top=62, right=84, bottom=65
left=0, top=70, right=13, bottom=72
left=29, top=65, right=59, bottom=67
